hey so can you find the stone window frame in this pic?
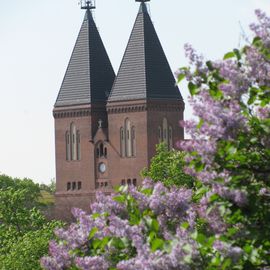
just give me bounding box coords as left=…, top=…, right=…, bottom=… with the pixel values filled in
left=65, top=123, right=81, bottom=161
left=121, top=118, right=136, bottom=158
left=65, top=131, right=71, bottom=160
left=125, top=118, right=132, bottom=157
left=159, top=117, right=173, bottom=149
left=120, top=127, right=125, bottom=157
left=131, top=126, right=136, bottom=157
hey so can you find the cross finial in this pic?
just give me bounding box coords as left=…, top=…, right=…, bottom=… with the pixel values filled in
left=80, top=0, right=96, bottom=10
left=98, top=119, right=103, bottom=128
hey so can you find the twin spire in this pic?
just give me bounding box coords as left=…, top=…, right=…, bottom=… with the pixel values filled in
left=55, top=1, right=182, bottom=107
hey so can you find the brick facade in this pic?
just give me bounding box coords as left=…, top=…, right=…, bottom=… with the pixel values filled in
left=53, top=3, right=185, bottom=220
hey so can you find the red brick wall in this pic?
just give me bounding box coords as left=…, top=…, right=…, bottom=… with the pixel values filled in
left=107, top=109, right=148, bottom=187
left=53, top=99, right=184, bottom=220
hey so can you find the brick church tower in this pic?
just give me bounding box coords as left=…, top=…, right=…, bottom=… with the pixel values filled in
left=53, top=0, right=184, bottom=217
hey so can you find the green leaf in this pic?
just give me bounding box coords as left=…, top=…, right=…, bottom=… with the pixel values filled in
left=219, top=205, right=226, bottom=216
left=252, top=36, right=262, bottom=47
left=233, top=49, right=241, bottom=60
left=151, top=218, right=159, bottom=232
left=144, top=217, right=159, bottom=232
left=181, top=222, right=190, bottom=230
left=191, top=230, right=198, bottom=240
left=196, top=233, right=206, bottom=245
left=147, top=231, right=156, bottom=242
left=92, top=239, right=101, bottom=250
left=197, top=119, right=204, bottom=129
left=211, top=256, right=221, bottom=266
left=177, top=73, right=186, bottom=83
left=243, top=244, right=252, bottom=254
left=223, top=51, right=235, bottom=60
left=113, top=195, right=125, bottom=203
left=183, top=243, right=192, bottom=253
left=209, top=194, right=219, bottom=203
left=222, top=258, right=232, bottom=269
left=151, top=238, right=164, bottom=252
left=227, top=146, right=237, bottom=155
left=92, top=213, right=101, bottom=219
left=118, top=185, right=128, bottom=193
left=88, top=227, right=98, bottom=240
left=141, top=188, right=153, bottom=196
left=206, top=61, right=214, bottom=71
left=188, top=82, right=200, bottom=96
left=250, top=137, right=258, bottom=144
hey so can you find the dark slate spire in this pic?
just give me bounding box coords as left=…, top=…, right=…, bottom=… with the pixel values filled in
left=108, top=2, right=182, bottom=102
left=55, top=5, right=115, bottom=107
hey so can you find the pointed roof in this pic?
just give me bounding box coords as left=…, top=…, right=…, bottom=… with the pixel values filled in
left=108, top=3, right=182, bottom=102
left=55, top=9, right=115, bottom=107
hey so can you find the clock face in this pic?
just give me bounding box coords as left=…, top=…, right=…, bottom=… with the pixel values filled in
left=98, top=162, right=106, bottom=173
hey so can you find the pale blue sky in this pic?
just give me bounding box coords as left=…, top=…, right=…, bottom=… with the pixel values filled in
left=0, top=0, right=268, bottom=184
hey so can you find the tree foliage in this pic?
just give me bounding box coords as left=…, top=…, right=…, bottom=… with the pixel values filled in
left=0, top=174, right=41, bottom=207
left=141, top=143, right=193, bottom=188
left=0, top=175, right=62, bottom=270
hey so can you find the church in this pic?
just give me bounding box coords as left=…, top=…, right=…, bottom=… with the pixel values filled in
left=53, top=0, right=185, bottom=217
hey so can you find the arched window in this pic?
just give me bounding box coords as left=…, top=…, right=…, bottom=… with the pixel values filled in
left=65, top=123, right=80, bottom=161
left=100, top=143, right=104, bottom=157
left=96, top=142, right=107, bottom=159
left=76, top=130, right=81, bottom=160
left=67, top=182, right=71, bottom=191
left=133, top=179, right=137, bottom=186
left=72, top=182, right=76, bottom=190
left=120, top=127, right=125, bottom=157
left=163, top=118, right=168, bottom=146
left=127, top=179, right=131, bottom=185
left=131, top=126, right=136, bottom=157
left=158, top=126, right=162, bottom=143
left=71, top=123, right=77, bottom=161
left=169, top=126, right=173, bottom=150
left=125, top=119, right=132, bottom=157
left=65, top=131, right=71, bottom=160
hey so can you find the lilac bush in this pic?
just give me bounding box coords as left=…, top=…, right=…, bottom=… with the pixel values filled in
left=42, top=10, right=270, bottom=269
left=177, top=8, right=270, bottom=268
left=41, top=181, right=199, bottom=269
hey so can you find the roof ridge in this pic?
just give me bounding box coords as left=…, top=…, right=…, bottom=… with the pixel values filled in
left=139, top=2, right=148, bottom=13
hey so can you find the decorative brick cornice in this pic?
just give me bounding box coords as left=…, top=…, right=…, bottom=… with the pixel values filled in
left=53, top=100, right=185, bottom=117
left=53, top=104, right=107, bottom=119
left=107, top=104, right=147, bottom=114
left=107, top=100, right=184, bottom=114
left=53, top=109, right=91, bottom=119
